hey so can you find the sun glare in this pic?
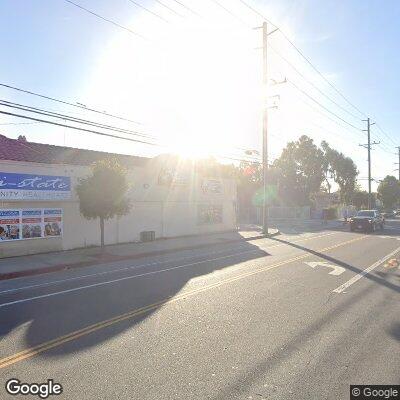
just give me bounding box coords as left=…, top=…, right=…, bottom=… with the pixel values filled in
left=83, top=7, right=261, bottom=158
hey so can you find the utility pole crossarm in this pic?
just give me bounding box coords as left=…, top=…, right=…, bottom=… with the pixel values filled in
left=397, top=147, right=400, bottom=181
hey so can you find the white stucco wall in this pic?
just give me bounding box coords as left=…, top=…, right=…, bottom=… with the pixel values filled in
left=0, top=159, right=237, bottom=258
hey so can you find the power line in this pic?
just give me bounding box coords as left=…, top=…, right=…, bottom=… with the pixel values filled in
left=209, top=0, right=252, bottom=28
left=287, top=83, right=366, bottom=142
left=238, top=0, right=367, bottom=118
left=64, top=0, right=147, bottom=40
left=203, top=1, right=364, bottom=128
left=376, top=145, right=396, bottom=156
left=0, top=110, right=162, bottom=147
left=299, top=117, right=361, bottom=148
left=169, top=0, right=203, bottom=17
left=269, top=44, right=362, bottom=121
left=0, top=82, right=142, bottom=125
left=0, top=103, right=263, bottom=162
left=0, top=99, right=155, bottom=140
left=154, top=0, right=184, bottom=17
left=201, top=2, right=372, bottom=150
left=374, top=123, right=397, bottom=146
left=287, top=79, right=363, bottom=132
left=127, top=0, right=170, bottom=23
left=0, top=121, right=42, bottom=126
left=217, top=154, right=261, bottom=164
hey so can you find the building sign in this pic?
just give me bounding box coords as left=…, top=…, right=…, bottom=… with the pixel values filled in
left=22, top=209, right=43, bottom=238
left=44, top=209, right=62, bottom=237
left=0, top=210, right=20, bottom=241
left=158, top=168, right=189, bottom=187
left=201, top=179, right=223, bottom=194
left=0, top=172, right=71, bottom=201
left=0, top=208, right=63, bottom=241
left=198, top=204, right=223, bottom=225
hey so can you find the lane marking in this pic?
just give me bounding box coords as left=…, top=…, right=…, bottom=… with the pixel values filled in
left=0, top=249, right=261, bottom=308
left=377, top=235, right=400, bottom=240
left=332, top=245, right=400, bottom=294
left=0, top=232, right=347, bottom=306
left=0, top=234, right=367, bottom=369
left=304, top=261, right=345, bottom=276
left=0, top=231, right=339, bottom=296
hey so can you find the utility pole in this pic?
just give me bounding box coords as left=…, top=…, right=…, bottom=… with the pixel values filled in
left=262, top=21, right=268, bottom=235
left=360, top=118, right=378, bottom=209
left=395, top=146, right=400, bottom=181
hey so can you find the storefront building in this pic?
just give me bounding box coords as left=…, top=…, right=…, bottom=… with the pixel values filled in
left=0, top=134, right=237, bottom=258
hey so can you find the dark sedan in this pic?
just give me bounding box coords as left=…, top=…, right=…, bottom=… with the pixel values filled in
left=349, top=210, right=384, bottom=232
left=382, top=210, right=396, bottom=219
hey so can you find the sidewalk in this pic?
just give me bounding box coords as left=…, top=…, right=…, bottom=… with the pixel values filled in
left=269, top=218, right=347, bottom=233
left=0, top=227, right=279, bottom=281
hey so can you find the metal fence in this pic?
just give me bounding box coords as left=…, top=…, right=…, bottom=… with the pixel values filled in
left=238, top=206, right=311, bottom=224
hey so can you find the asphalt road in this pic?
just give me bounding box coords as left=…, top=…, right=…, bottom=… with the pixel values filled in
left=0, top=221, right=399, bottom=399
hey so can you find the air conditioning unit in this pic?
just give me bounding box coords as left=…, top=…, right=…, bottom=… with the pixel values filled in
left=140, top=231, right=156, bottom=242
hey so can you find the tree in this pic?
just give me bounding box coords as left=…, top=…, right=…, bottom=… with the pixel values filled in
left=321, top=141, right=358, bottom=204
left=76, top=159, right=131, bottom=248
left=351, top=188, right=370, bottom=209
left=377, top=175, right=400, bottom=209
left=273, top=135, right=325, bottom=206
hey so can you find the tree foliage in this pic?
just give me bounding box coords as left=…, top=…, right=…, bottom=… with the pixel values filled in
left=273, top=135, right=325, bottom=206
left=76, top=159, right=131, bottom=248
left=351, top=188, right=370, bottom=209
left=234, top=135, right=359, bottom=209
left=377, top=175, right=400, bottom=209
left=321, top=141, right=358, bottom=204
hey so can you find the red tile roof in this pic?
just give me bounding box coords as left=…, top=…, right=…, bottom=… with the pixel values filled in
left=0, top=134, right=149, bottom=167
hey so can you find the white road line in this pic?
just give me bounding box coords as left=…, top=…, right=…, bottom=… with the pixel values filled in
left=0, top=249, right=262, bottom=308
left=0, top=231, right=344, bottom=308
left=332, top=245, right=400, bottom=294
left=0, top=246, right=251, bottom=295
left=0, top=231, right=338, bottom=296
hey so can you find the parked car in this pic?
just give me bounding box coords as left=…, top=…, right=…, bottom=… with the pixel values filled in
left=382, top=210, right=396, bottom=219
left=349, top=210, right=384, bottom=232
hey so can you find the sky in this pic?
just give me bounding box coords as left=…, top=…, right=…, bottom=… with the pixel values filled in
left=1, top=0, right=400, bottom=191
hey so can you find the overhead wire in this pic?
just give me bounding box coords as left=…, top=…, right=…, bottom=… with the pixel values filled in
left=64, top=0, right=147, bottom=39
left=237, top=0, right=368, bottom=119
left=0, top=110, right=163, bottom=147
left=287, top=79, right=363, bottom=132
left=269, top=44, right=362, bottom=122
left=169, top=0, right=203, bottom=17
left=154, top=0, right=184, bottom=17
left=0, top=83, right=142, bottom=125
left=0, top=99, right=155, bottom=140
left=127, top=0, right=170, bottom=23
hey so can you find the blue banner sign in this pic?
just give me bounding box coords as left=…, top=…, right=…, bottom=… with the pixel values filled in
left=0, top=172, right=71, bottom=201
left=0, top=210, right=19, bottom=217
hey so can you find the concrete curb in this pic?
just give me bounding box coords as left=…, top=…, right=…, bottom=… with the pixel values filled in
left=0, top=229, right=280, bottom=281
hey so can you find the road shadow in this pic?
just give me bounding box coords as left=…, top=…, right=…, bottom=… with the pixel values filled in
left=211, top=277, right=396, bottom=400
left=387, top=321, right=400, bottom=342
left=0, top=238, right=269, bottom=359
left=269, top=236, right=400, bottom=294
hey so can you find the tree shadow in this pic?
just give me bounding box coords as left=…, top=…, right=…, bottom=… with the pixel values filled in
left=0, top=238, right=269, bottom=359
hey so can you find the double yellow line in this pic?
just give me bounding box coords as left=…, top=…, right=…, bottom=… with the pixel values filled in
left=0, top=234, right=366, bottom=369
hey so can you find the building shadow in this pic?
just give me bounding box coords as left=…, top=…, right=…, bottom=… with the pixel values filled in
left=0, top=238, right=269, bottom=359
